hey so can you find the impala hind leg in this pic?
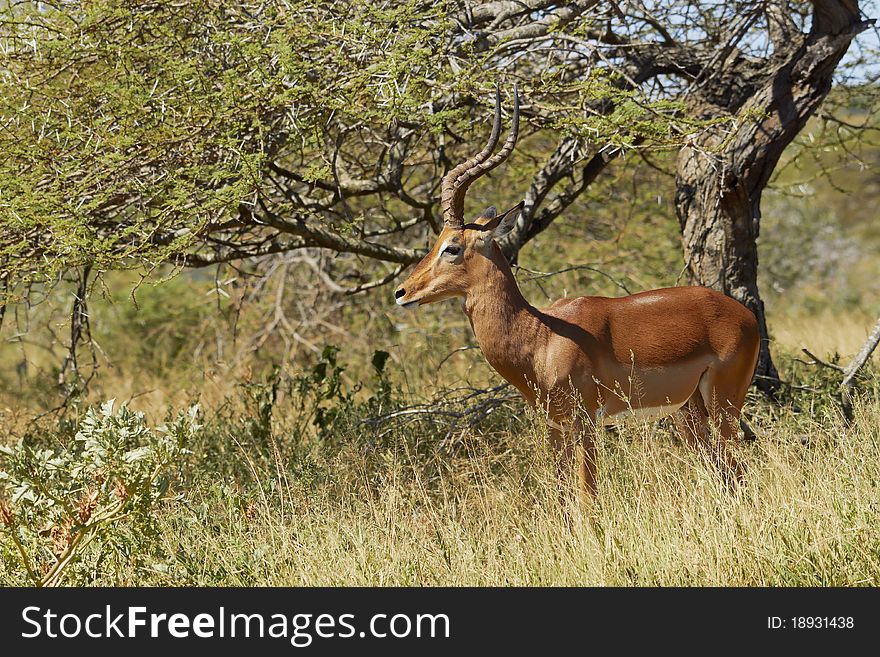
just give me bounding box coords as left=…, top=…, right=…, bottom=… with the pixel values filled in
left=673, top=394, right=708, bottom=448
left=675, top=377, right=744, bottom=487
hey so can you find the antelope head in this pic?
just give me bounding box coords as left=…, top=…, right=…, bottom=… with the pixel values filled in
left=394, top=86, right=522, bottom=308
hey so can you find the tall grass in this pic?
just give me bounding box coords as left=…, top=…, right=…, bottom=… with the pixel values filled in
left=5, top=369, right=870, bottom=587
left=143, top=392, right=877, bottom=587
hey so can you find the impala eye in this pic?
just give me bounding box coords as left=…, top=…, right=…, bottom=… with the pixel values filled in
left=442, top=244, right=461, bottom=257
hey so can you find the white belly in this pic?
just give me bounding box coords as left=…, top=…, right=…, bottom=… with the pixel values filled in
left=598, top=402, right=685, bottom=426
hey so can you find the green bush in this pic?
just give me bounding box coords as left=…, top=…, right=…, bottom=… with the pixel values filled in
left=0, top=401, right=199, bottom=586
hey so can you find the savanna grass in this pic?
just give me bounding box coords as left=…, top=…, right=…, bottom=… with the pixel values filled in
left=26, top=383, right=871, bottom=587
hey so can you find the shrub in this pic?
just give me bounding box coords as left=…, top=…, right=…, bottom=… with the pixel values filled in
left=0, top=401, right=199, bottom=586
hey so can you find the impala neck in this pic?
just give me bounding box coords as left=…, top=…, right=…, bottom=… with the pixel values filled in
left=463, top=243, right=540, bottom=384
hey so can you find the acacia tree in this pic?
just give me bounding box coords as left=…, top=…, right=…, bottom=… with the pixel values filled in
left=672, top=1, right=875, bottom=394
left=0, top=1, right=876, bottom=394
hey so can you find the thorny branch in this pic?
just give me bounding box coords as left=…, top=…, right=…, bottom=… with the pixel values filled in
left=5, top=1, right=874, bottom=290
left=363, top=383, right=520, bottom=442
left=798, top=316, right=880, bottom=422
left=841, top=316, right=880, bottom=420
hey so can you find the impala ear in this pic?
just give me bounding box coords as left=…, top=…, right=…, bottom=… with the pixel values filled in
left=472, top=206, right=497, bottom=226
left=481, top=201, right=523, bottom=238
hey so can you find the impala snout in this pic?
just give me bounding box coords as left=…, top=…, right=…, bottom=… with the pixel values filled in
left=394, top=286, right=418, bottom=308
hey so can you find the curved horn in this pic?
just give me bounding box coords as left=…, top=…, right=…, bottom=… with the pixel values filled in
left=440, top=85, right=520, bottom=228
left=458, top=84, right=519, bottom=187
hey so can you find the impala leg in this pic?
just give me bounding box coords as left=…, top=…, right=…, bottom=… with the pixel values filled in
left=572, top=416, right=598, bottom=501
left=548, top=419, right=597, bottom=503
left=675, top=384, right=744, bottom=488
left=673, top=395, right=709, bottom=450
left=703, top=370, right=749, bottom=487
left=673, top=394, right=712, bottom=465
left=548, top=423, right=574, bottom=499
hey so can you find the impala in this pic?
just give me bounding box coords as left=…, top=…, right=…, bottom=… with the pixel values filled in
left=394, top=87, right=760, bottom=498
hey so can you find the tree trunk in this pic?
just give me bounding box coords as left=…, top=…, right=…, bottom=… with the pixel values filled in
left=674, top=1, right=870, bottom=398
left=676, top=143, right=779, bottom=395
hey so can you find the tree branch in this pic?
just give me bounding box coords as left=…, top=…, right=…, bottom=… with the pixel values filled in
left=841, top=315, right=880, bottom=419
left=255, top=203, right=421, bottom=265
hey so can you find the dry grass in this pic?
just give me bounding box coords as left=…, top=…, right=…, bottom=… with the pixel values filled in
left=148, top=397, right=879, bottom=586
left=772, top=307, right=879, bottom=360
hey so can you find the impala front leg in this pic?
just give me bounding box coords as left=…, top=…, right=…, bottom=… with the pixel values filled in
left=572, top=415, right=598, bottom=501
left=548, top=416, right=597, bottom=503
